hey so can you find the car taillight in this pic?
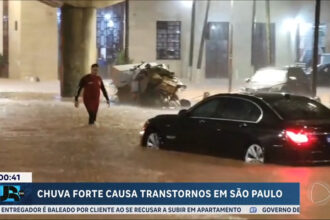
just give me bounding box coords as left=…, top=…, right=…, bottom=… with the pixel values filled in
left=285, top=129, right=315, bottom=146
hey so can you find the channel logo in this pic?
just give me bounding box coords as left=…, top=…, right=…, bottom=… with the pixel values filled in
left=310, top=182, right=330, bottom=205
left=0, top=185, right=24, bottom=202
left=249, top=207, right=257, bottom=213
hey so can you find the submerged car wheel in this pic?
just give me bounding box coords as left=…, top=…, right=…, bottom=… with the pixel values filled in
left=244, top=144, right=265, bottom=164
left=146, top=132, right=160, bottom=149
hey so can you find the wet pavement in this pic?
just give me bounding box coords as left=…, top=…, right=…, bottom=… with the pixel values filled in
left=0, top=80, right=330, bottom=219
left=0, top=97, right=330, bottom=219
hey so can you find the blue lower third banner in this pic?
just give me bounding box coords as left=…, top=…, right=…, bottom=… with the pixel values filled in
left=0, top=183, right=300, bottom=215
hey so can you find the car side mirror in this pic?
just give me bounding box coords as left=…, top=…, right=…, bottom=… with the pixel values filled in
left=312, top=96, right=321, bottom=103
left=245, top=78, right=251, bottom=83
left=180, top=99, right=191, bottom=108
left=178, top=109, right=188, bottom=117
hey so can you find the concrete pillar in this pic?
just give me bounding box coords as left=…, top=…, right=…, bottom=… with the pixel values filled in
left=60, top=4, right=97, bottom=97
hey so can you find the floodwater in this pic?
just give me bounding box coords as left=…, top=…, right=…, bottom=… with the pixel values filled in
left=0, top=82, right=330, bottom=219
left=0, top=96, right=330, bottom=219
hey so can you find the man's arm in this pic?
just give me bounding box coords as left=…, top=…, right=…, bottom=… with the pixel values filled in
left=100, top=80, right=110, bottom=104
left=75, top=77, right=85, bottom=102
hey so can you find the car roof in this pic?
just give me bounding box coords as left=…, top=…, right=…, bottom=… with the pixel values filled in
left=257, top=67, right=285, bottom=70
left=209, top=92, right=310, bottom=104
left=200, top=93, right=316, bottom=121
left=319, top=63, right=330, bottom=68
left=256, top=66, right=305, bottom=73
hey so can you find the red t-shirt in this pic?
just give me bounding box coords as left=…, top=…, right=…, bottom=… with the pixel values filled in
left=79, top=74, right=104, bottom=113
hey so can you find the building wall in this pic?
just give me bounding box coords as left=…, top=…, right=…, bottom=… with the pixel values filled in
left=129, top=0, right=191, bottom=78
left=4, top=0, right=329, bottom=82
left=129, top=0, right=324, bottom=83
left=8, top=0, right=21, bottom=79
left=0, top=1, right=3, bottom=54
left=230, top=0, right=254, bottom=81
left=8, top=0, right=58, bottom=80
left=20, top=0, right=58, bottom=80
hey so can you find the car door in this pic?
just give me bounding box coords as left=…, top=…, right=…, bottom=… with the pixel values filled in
left=210, top=97, right=263, bottom=158
left=179, top=98, right=223, bottom=154
left=287, top=67, right=312, bottom=96
left=318, top=64, right=330, bottom=85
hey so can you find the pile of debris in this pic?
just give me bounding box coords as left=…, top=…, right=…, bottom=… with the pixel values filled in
left=111, top=62, right=190, bottom=107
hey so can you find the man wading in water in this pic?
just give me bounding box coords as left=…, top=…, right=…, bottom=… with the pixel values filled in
left=74, top=64, right=110, bottom=125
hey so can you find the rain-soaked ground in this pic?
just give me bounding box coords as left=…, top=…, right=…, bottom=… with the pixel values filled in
left=1, top=80, right=330, bottom=219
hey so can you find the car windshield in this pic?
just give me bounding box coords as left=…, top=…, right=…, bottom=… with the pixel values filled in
left=251, top=68, right=287, bottom=84
left=267, top=96, right=330, bottom=120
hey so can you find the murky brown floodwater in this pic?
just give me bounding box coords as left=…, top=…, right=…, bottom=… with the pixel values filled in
left=0, top=94, right=330, bottom=219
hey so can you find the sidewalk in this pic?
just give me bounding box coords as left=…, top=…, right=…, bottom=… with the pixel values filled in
left=181, top=78, right=330, bottom=107
left=0, top=78, right=329, bottom=107
left=0, top=79, right=59, bottom=93
left=180, top=78, right=243, bottom=102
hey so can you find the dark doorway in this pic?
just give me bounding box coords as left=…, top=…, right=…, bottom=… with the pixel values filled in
left=205, top=22, right=229, bottom=78
left=251, top=22, right=276, bottom=71
left=97, top=3, right=125, bottom=79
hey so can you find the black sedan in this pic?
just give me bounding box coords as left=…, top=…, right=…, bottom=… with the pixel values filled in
left=141, top=93, right=330, bottom=164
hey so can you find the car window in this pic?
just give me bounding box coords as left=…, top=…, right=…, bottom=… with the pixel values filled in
left=190, top=98, right=224, bottom=118
left=267, top=96, right=330, bottom=120
left=319, top=64, right=330, bottom=73
left=288, top=68, right=305, bottom=78
left=219, top=98, right=262, bottom=122
left=287, top=68, right=310, bottom=85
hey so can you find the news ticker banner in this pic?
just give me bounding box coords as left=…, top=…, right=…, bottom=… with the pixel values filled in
left=0, top=182, right=300, bottom=215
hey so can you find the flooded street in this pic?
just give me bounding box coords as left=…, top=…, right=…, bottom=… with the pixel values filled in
left=0, top=93, right=330, bottom=219
left=2, top=0, right=330, bottom=218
